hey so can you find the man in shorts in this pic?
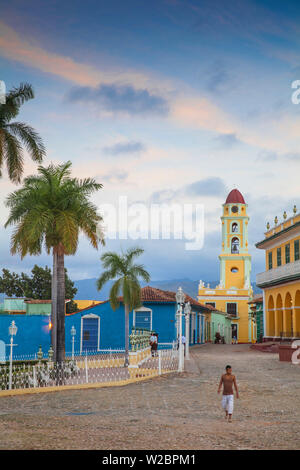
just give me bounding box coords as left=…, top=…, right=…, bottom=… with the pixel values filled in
left=217, top=365, right=239, bottom=422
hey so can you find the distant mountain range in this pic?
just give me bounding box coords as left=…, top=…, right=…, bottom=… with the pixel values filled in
left=0, top=278, right=261, bottom=303
left=73, top=278, right=262, bottom=301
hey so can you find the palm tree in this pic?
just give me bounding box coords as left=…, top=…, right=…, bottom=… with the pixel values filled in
left=0, top=82, right=46, bottom=183
left=5, top=161, right=105, bottom=362
left=97, top=247, right=150, bottom=367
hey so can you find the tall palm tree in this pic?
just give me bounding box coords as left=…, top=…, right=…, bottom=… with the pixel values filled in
left=5, top=161, right=105, bottom=362
left=0, top=82, right=46, bottom=183
left=97, top=247, right=150, bottom=367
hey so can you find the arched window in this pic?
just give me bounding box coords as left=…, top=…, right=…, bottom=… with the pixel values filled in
left=232, top=222, right=238, bottom=233
left=231, top=237, right=239, bottom=254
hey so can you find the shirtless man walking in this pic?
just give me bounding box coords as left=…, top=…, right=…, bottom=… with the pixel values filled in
left=217, top=365, right=239, bottom=422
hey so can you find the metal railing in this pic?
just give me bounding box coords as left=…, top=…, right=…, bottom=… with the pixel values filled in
left=0, top=349, right=179, bottom=392
left=256, top=259, right=300, bottom=287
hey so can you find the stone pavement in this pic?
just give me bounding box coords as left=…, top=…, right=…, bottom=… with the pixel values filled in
left=0, top=343, right=300, bottom=450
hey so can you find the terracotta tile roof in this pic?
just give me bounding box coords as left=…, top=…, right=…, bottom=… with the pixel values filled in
left=67, top=286, right=213, bottom=315
left=138, top=286, right=211, bottom=310
left=5, top=311, right=26, bottom=314
left=248, top=294, right=263, bottom=304
left=24, top=299, right=71, bottom=304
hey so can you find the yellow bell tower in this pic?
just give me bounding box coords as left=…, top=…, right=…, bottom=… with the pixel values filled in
left=219, top=189, right=251, bottom=291
left=198, top=189, right=254, bottom=343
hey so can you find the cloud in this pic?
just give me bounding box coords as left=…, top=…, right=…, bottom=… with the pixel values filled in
left=150, top=177, right=227, bottom=203
left=151, top=189, right=178, bottom=204
left=97, top=170, right=128, bottom=184
left=0, top=20, right=174, bottom=92
left=102, top=141, right=146, bottom=156
left=257, top=150, right=300, bottom=162
left=170, top=96, right=236, bottom=135
left=213, top=133, right=240, bottom=148
left=184, top=177, right=227, bottom=197
left=2, top=19, right=300, bottom=157
left=204, top=60, right=236, bottom=94
left=257, top=150, right=278, bottom=162
left=66, top=83, right=169, bottom=116
left=285, top=152, right=300, bottom=161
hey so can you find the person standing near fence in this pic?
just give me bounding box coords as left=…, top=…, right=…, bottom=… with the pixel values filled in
left=150, top=332, right=158, bottom=357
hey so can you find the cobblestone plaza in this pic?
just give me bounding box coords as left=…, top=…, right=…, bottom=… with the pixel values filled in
left=0, top=344, right=299, bottom=450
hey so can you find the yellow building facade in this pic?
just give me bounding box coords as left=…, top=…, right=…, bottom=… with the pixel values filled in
left=256, top=207, right=300, bottom=340
left=74, top=300, right=103, bottom=311
left=198, top=189, right=255, bottom=343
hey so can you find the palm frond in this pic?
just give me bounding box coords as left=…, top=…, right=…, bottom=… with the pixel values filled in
left=3, top=129, right=24, bottom=183
left=1, top=83, right=34, bottom=123
left=5, top=83, right=34, bottom=107
left=6, top=122, right=46, bottom=162
left=124, top=247, right=145, bottom=268
left=5, top=161, right=104, bottom=258
left=129, top=264, right=151, bottom=283
left=109, top=278, right=123, bottom=311
left=96, top=269, right=115, bottom=292
left=100, top=251, right=125, bottom=273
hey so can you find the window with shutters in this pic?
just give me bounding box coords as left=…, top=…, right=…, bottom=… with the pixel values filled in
left=277, top=247, right=282, bottom=267
left=226, top=303, right=237, bottom=316
left=285, top=244, right=290, bottom=264
left=133, top=308, right=152, bottom=330
left=205, top=302, right=215, bottom=308
left=295, top=240, right=300, bottom=261
left=268, top=251, right=273, bottom=270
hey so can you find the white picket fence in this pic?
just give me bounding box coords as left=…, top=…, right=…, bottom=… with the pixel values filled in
left=0, top=348, right=179, bottom=392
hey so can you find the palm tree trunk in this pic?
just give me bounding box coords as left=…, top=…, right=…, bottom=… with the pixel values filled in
left=124, top=303, right=129, bottom=367
left=56, top=248, right=66, bottom=364
left=51, top=250, right=58, bottom=362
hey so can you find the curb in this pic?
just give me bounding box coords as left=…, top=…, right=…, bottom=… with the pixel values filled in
left=0, top=370, right=177, bottom=397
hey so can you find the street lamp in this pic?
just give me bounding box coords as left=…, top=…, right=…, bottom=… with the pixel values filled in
left=71, top=325, right=76, bottom=360
left=8, top=321, right=17, bottom=390
left=184, top=301, right=191, bottom=360
left=176, top=287, right=185, bottom=372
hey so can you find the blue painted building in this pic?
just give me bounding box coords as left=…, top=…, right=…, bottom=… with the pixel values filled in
left=0, top=286, right=210, bottom=360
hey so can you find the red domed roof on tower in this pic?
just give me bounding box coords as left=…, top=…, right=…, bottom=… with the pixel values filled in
left=225, top=189, right=245, bottom=204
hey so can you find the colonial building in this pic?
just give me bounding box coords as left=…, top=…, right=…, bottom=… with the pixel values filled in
left=204, top=308, right=232, bottom=344
left=256, top=206, right=300, bottom=341
left=0, top=286, right=211, bottom=359
left=198, top=189, right=254, bottom=343
left=248, top=294, right=263, bottom=342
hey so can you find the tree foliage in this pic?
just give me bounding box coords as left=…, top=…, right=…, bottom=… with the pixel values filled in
left=0, top=83, right=46, bottom=183
left=0, top=265, right=78, bottom=312
left=97, top=247, right=150, bottom=366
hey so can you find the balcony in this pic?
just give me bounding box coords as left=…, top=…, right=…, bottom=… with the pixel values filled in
left=256, top=259, right=300, bottom=288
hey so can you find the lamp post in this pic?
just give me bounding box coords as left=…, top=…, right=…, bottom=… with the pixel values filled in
left=8, top=321, right=18, bottom=390
left=176, top=287, right=185, bottom=372
left=71, top=325, right=76, bottom=360
left=184, top=301, right=191, bottom=360
left=37, top=345, right=43, bottom=364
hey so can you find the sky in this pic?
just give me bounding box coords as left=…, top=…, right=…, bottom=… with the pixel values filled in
left=0, top=0, right=300, bottom=283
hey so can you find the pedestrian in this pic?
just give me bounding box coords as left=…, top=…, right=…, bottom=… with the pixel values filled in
left=182, top=335, right=186, bottom=356
left=149, top=332, right=158, bottom=357
left=217, top=365, right=239, bottom=422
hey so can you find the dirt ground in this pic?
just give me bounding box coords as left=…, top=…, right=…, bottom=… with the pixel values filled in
left=0, top=343, right=300, bottom=450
